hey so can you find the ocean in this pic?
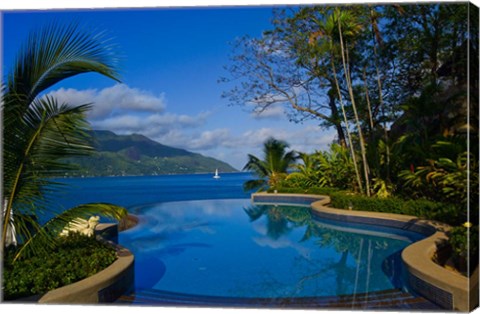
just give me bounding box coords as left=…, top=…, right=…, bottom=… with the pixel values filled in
left=51, top=172, right=255, bottom=212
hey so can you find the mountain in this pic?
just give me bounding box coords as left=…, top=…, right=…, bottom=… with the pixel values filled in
left=62, top=130, right=237, bottom=177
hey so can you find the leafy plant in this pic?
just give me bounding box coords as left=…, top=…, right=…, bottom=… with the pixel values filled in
left=399, top=148, right=475, bottom=210
left=315, top=144, right=358, bottom=190
left=1, top=23, right=127, bottom=261
left=328, top=191, right=461, bottom=225
left=243, top=137, right=298, bottom=191
left=447, top=225, right=479, bottom=276
left=284, top=153, right=321, bottom=189
left=3, top=233, right=117, bottom=300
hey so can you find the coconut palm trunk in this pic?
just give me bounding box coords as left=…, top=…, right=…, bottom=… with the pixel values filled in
left=363, top=67, right=375, bottom=131
left=330, top=52, right=364, bottom=194
left=337, top=14, right=371, bottom=196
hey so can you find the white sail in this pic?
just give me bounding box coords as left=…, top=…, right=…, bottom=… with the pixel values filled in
left=213, top=168, right=220, bottom=179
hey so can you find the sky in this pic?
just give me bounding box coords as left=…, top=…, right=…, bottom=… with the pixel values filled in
left=1, top=0, right=478, bottom=171
left=0, top=3, right=341, bottom=170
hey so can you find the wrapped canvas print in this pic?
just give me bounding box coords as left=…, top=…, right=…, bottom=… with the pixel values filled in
left=1, top=0, right=478, bottom=312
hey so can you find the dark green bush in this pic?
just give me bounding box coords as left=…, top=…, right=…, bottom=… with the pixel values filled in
left=271, top=187, right=461, bottom=226
left=447, top=225, right=479, bottom=276
left=329, top=191, right=461, bottom=225
left=3, top=233, right=117, bottom=300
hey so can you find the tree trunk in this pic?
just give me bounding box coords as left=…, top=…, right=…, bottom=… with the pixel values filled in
left=370, top=8, right=391, bottom=182
left=328, top=89, right=347, bottom=147
left=330, top=53, right=364, bottom=194
left=338, top=17, right=371, bottom=196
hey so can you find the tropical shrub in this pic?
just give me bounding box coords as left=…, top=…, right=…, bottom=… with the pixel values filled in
left=282, top=144, right=357, bottom=191
left=447, top=225, right=479, bottom=276
left=273, top=183, right=463, bottom=225
left=3, top=233, right=117, bottom=300
left=399, top=150, right=474, bottom=204
left=314, top=144, right=357, bottom=190
left=329, top=191, right=460, bottom=225
left=284, top=153, right=321, bottom=189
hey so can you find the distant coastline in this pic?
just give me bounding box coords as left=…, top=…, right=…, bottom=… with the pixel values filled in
left=61, top=130, right=238, bottom=177
left=55, top=170, right=244, bottom=179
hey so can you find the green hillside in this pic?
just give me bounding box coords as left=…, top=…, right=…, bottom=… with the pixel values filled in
left=62, top=130, right=237, bottom=177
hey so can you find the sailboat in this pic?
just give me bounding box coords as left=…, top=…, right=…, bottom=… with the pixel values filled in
left=213, top=168, right=220, bottom=179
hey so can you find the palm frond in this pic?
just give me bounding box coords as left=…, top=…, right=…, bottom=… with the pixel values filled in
left=12, top=203, right=127, bottom=261
left=242, top=137, right=297, bottom=191
left=5, top=22, right=119, bottom=112
left=243, top=179, right=267, bottom=191
left=243, top=154, right=269, bottom=177
left=2, top=22, right=120, bottom=255
left=3, top=98, right=95, bottom=241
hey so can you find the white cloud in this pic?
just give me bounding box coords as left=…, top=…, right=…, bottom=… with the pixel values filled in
left=189, top=129, right=232, bottom=150
left=92, top=111, right=210, bottom=139
left=46, top=83, right=166, bottom=119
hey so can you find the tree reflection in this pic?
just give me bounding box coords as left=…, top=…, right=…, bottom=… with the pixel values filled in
left=244, top=204, right=407, bottom=297
left=245, top=205, right=292, bottom=239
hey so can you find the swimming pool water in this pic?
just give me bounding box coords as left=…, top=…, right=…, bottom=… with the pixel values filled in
left=119, top=198, right=423, bottom=299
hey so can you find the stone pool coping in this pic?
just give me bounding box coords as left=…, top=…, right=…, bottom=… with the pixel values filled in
left=252, top=192, right=478, bottom=312
left=36, top=224, right=134, bottom=304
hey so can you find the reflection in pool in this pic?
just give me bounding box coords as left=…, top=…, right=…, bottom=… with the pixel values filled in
left=119, top=198, right=424, bottom=299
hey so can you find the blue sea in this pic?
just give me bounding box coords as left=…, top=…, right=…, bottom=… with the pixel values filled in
left=52, top=172, right=254, bottom=211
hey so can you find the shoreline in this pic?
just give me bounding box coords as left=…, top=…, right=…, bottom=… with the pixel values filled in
left=51, top=171, right=248, bottom=180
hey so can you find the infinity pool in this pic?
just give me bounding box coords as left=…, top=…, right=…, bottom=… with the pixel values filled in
left=119, top=198, right=424, bottom=300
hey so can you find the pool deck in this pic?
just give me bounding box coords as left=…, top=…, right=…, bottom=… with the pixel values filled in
left=251, top=192, right=479, bottom=312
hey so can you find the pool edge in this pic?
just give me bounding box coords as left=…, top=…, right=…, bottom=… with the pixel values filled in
left=251, top=192, right=478, bottom=311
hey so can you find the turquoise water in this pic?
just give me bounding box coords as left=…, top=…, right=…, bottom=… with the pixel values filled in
left=120, top=199, right=422, bottom=298
left=52, top=173, right=424, bottom=299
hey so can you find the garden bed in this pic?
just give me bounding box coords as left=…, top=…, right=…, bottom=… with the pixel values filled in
left=3, top=227, right=134, bottom=303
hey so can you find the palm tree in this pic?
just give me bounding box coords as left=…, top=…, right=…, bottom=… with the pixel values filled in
left=308, top=8, right=364, bottom=194
left=335, top=8, right=371, bottom=196
left=2, top=23, right=127, bottom=261
left=243, top=137, right=298, bottom=191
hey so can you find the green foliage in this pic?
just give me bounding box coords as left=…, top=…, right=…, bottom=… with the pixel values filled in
left=447, top=225, right=479, bottom=275
left=329, top=191, right=461, bottom=225
left=1, top=23, right=127, bottom=259
left=282, top=144, right=357, bottom=191
left=243, top=137, right=298, bottom=191
left=3, top=233, right=117, bottom=300
left=371, top=178, right=393, bottom=198
left=275, top=186, right=463, bottom=226
left=285, top=153, right=322, bottom=189
left=314, top=144, right=357, bottom=190
left=13, top=203, right=127, bottom=261
left=398, top=143, right=477, bottom=219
